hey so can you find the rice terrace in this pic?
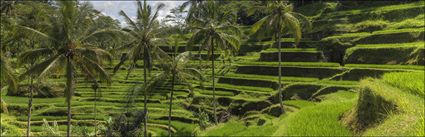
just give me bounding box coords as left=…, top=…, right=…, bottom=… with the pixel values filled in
left=0, top=0, right=424, bottom=136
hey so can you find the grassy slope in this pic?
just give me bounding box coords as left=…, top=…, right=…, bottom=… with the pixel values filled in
left=344, top=72, right=424, bottom=136
left=381, top=71, right=424, bottom=97
left=273, top=91, right=356, bottom=136
left=201, top=91, right=356, bottom=136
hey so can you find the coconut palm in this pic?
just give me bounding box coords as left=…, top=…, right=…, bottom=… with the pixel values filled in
left=112, top=1, right=168, bottom=136
left=145, top=52, right=203, bottom=136
left=0, top=55, right=17, bottom=114
left=187, top=1, right=241, bottom=124
left=181, top=0, right=205, bottom=25
left=18, top=1, right=118, bottom=136
left=18, top=50, right=36, bottom=137
left=251, top=0, right=311, bottom=111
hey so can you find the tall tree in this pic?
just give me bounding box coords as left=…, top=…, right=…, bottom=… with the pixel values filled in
left=187, top=1, right=241, bottom=124
left=113, top=0, right=168, bottom=136
left=251, top=0, right=311, bottom=111
left=18, top=1, right=118, bottom=136
left=13, top=3, right=53, bottom=136
left=145, top=52, right=203, bottom=137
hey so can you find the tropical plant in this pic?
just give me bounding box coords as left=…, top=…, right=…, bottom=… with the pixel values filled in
left=182, top=0, right=205, bottom=25
left=113, top=1, right=169, bottom=136
left=193, top=107, right=210, bottom=130
left=102, top=111, right=146, bottom=137
left=144, top=52, right=203, bottom=136
left=0, top=55, right=17, bottom=114
left=18, top=1, right=118, bottom=136
left=40, top=119, right=61, bottom=137
left=187, top=1, right=241, bottom=124
left=250, top=0, right=311, bottom=111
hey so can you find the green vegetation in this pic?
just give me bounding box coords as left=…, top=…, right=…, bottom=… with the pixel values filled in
left=343, top=76, right=424, bottom=136
left=274, top=91, right=356, bottom=136
left=381, top=72, right=424, bottom=97
left=1, top=0, right=424, bottom=137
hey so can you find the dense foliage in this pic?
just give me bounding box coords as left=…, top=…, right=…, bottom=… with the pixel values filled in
left=1, top=0, right=423, bottom=136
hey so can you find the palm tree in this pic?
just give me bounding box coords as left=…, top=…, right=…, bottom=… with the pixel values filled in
left=18, top=48, right=36, bottom=137
left=113, top=1, right=168, bottom=136
left=0, top=55, right=17, bottom=114
left=145, top=52, right=203, bottom=137
left=18, top=1, right=118, bottom=136
left=251, top=0, right=311, bottom=111
left=187, top=1, right=241, bottom=124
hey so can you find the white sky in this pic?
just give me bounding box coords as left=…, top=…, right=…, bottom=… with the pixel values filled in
left=88, top=1, right=185, bottom=27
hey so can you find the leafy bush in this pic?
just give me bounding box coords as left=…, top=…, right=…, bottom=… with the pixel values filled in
left=101, top=111, right=145, bottom=137
left=193, top=108, right=210, bottom=130
left=40, top=119, right=61, bottom=136
left=0, top=114, right=22, bottom=136
left=72, top=126, right=91, bottom=137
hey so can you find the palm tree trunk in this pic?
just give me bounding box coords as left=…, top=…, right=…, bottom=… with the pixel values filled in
left=66, top=57, right=74, bottom=137
left=168, top=72, right=176, bottom=137
left=211, top=39, right=218, bottom=124
left=277, top=32, right=284, bottom=112
left=198, top=50, right=203, bottom=72
left=143, top=56, right=148, bottom=137
left=92, top=84, right=98, bottom=137
left=26, top=77, right=33, bottom=137
left=125, top=64, right=134, bottom=80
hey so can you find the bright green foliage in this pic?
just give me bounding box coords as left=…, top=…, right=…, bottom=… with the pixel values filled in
left=0, top=114, right=22, bottom=136
left=187, top=1, right=242, bottom=124
left=1, top=1, right=424, bottom=137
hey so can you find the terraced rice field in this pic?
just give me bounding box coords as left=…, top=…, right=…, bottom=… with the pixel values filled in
left=1, top=1, right=424, bottom=136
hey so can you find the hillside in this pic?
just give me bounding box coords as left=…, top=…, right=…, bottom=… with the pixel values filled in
left=1, top=1, right=424, bottom=136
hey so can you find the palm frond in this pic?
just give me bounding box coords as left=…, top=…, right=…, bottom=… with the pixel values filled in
left=113, top=53, right=128, bottom=74
left=250, top=15, right=270, bottom=35
left=20, top=54, right=64, bottom=79
left=18, top=48, right=54, bottom=65
left=149, top=3, right=165, bottom=28
left=17, top=25, right=57, bottom=42
left=82, top=28, right=128, bottom=43
left=283, top=13, right=302, bottom=44
left=119, top=10, right=140, bottom=31
left=81, top=56, right=112, bottom=85
left=291, top=12, right=312, bottom=31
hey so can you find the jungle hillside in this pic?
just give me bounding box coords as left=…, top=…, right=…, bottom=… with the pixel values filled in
left=1, top=0, right=424, bottom=136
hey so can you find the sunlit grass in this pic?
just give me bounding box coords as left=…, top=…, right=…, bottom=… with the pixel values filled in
left=274, top=91, right=356, bottom=136
left=382, top=71, right=424, bottom=97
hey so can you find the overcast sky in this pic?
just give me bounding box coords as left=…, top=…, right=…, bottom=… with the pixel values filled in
left=88, top=1, right=185, bottom=27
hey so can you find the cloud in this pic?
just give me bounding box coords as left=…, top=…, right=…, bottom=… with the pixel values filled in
left=87, top=1, right=185, bottom=27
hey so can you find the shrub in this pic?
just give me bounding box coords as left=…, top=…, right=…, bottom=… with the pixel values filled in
left=0, top=115, right=22, bottom=136
left=193, top=108, right=210, bottom=130
left=40, top=119, right=62, bottom=137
